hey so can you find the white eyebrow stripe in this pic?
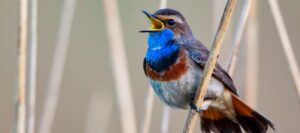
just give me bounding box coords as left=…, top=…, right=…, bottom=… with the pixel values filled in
left=157, top=15, right=183, bottom=24
left=171, top=15, right=183, bottom=23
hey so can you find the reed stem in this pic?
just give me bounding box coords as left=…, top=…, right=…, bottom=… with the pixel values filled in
left=102, top=0, right=137, bottom=132
left=268, top=0, right=300, bottom=98
left=27, top=0, right=38, bottom=132
left=183, top=0, right=237, bottom=132
left=15, top=0, right=28, bottom=132
left=38, top=0, right=77, bottom=133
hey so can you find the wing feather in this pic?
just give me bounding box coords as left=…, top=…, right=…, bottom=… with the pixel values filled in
left=182, top=41, right=238, bottom=95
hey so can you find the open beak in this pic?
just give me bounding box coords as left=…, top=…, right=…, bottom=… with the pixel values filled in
left=140, top=10, right=164, bottom=32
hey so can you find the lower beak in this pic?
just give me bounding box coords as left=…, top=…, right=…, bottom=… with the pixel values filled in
left=140, top=10, right=164, bottom=32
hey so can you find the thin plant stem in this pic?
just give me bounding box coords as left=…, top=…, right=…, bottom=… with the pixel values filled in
left=38, top=0, right=77, bottom=133
left=15, top=0, right=28, bottom=132
left=245, top=0, right=258, bottom=107
left=161, top=106, right=170, bottom=133
left=159, top=0, right=167, bottom=9
left=226, top=0, right=252, bottom=75
left=267, top=0, right=300, bottom=98
left=83, top=89, right=113, bottom=133
left=183, top=0, right=237, bottom=132
left=213, top=0, right=227, bottom=33
left=140, top=87, right=154, bottom=133
left=224, top=0, right=256, bottom=108
left=27, top=0, right=38, bottom=132
left=102, top=0, right=137, bottom=133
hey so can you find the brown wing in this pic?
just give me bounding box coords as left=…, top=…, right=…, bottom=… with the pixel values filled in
left=183, top=41, right=238, bottom=95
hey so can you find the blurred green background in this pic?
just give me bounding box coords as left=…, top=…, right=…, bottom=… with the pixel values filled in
left=0, top=0, right=300, bottom=133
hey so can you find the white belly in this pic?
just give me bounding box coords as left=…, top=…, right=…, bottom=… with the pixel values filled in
left=149, top=64, right=224, bottom=109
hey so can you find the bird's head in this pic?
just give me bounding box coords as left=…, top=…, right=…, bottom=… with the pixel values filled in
left=140, top=8, right=194, bottom=44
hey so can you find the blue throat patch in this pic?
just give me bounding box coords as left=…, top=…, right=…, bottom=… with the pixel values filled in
left=145, top=29, right=179, bottom=72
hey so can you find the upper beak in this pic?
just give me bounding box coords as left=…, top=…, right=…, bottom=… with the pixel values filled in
left=140, top=10, right=164, bottom=32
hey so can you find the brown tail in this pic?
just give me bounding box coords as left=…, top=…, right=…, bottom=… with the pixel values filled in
left=200, top=93, right=274, bottom=133
left=231, top=94, right=275, bottom=133
left=200, top=108, right=242, bottom=133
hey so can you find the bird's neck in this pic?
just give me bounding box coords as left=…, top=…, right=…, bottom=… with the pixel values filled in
left=146, top=30, right=180, bottom=72
left=174, top=30, right=195, bottom=44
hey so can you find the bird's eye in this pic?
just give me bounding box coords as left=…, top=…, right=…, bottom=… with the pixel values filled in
left=166, top=19, right=176, bottom=27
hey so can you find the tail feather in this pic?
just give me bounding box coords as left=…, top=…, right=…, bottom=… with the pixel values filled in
left=231, top=94, right=275, bottom=133
left=200, top=108, right=242, bottom=133
left=200, top=93, right=274, bottom=133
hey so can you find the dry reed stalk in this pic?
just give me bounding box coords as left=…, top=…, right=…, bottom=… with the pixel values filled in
left=161, top=106, right=170, bottom=133
left=38, top=0, right=77, bottom=133
left=27, top=0, right=38, bottom=132
left=267, top=0, right=300, bottom=97
left=213, top=0, right=227, bottom=33
left=226, top=0, right=252, bottom=75
left=140, top=88, right=154, bottom=133
left=84, top=89, right=113, bottom=133
left=160, top=0, right=167, bottom=9
left=245, top=0, right=258, bottom=107
left=224, top=0, right=256, bottom=107
left=102, top=0, right=137, bottom=133
left=140, top=1, right=168, bottom=133
left=183, top=0, right=237, bottom=132
left=15, top=0, right=28, bottom=132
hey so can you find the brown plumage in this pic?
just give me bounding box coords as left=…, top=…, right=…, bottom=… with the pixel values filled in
left=144, top=50, right=188, bottom=81
left=200, top=89, right=275, bottom=133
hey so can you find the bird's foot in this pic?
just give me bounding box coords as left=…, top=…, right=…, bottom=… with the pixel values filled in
left=189, top=102, right=204, bottom=113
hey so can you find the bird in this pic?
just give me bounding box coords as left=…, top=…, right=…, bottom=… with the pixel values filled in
left=140, top=8, right=274, bottom=133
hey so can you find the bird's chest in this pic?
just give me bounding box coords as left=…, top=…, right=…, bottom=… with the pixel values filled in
left=145, top=52, right=224, bottom=109
left=148, top=64, right=201, bottom=109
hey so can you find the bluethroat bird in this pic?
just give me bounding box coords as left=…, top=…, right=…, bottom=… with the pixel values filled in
left=141, top=8, right=274, bottom=133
